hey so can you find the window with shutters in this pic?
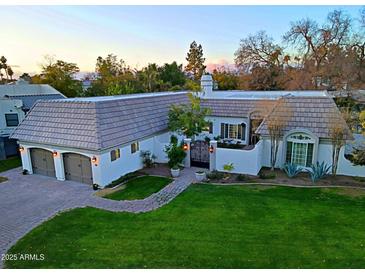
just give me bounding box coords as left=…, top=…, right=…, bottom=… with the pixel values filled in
left=5, top=113, right=19, bottom=127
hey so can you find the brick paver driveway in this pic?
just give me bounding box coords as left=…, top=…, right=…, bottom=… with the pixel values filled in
left=0, top=167, right=197, bottom=268
left=0, top=168, right=94, bottom=267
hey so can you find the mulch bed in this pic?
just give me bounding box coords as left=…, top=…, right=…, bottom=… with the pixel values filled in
left=141, top=163, right=172, bottom=178
left=207, top=167, right=365, bottom=188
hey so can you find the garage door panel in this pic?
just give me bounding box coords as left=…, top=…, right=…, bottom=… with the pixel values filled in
left=63, top=153, right=93, bottom=185
left=30, top=148, right=55, bottom=177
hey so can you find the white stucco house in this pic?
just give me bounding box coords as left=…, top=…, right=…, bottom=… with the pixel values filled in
left=0, top=80, right=65, bottom=159
left=10, top=75, right=364, bottom=187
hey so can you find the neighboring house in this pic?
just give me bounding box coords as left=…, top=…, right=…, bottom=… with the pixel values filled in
left=10, top=75, right=365, bottom=187
left=0, top=80, right=66, bottom=159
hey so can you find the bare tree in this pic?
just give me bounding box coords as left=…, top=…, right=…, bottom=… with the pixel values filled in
left=360, top=7, right=365, bottom=28
left=255, top=98, right=292, bottom=170
left=329, top=124, right=347, bottom=175
left=235, top=31, right=286, bottom=71
left=283, top=10, right=351, bottom=87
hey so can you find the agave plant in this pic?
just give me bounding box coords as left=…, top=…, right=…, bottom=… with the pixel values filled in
left=283, top=162, right=303, bottom=178
left=308, top=161, right=331, bottom=183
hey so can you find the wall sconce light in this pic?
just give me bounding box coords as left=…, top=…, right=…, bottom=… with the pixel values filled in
left=52, top=151, right=58, bottom=157
left=183, top=143, right=189, bottom=151
left=19, top=146, right=24, bottom=152
left=91, top=156, right=98, bottom=164
left=209, top=145, right=214, bottom=153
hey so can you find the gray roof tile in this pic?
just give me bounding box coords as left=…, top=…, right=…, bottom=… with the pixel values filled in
left=256, top=96, right=352, bottom=139
left=11, top=92, right=189, bottom=151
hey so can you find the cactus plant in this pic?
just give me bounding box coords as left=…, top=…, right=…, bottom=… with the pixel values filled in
left=308, top=161, right=331, bottom=183
left=283, top=162, right=304, bottom=178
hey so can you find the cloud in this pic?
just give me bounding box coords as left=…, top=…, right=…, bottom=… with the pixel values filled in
left=206, top=59, right=236, bottom=72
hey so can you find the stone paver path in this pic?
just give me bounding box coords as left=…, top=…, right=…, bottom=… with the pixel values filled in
left=0, top=167, right=198, bottom=268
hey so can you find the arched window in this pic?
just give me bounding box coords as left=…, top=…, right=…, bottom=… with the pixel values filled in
left=286, top=133, right=315, bottom=167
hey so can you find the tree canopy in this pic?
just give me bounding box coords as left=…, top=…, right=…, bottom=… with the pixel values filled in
left=185, top=41, right=206, bottom=81
left=31, top=57, right=82, bottom=97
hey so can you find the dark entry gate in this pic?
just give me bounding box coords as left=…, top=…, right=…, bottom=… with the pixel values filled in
left=190, top=140, right=209, bottom=168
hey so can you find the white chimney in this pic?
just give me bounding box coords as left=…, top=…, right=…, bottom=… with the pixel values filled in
left=200, top=74, right=213, bottom=96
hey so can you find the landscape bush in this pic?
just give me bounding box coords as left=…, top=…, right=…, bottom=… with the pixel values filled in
left=259, top=171, right=276, bottom=180
left=308, top=161, right=331, bottom=183
left=140, top=150, right=156, bottom=168
left=164, top=135, right=186, bottom=168
left=283, top=162, right=304, bottom=178
left=206, top=170, right=225, bottom=180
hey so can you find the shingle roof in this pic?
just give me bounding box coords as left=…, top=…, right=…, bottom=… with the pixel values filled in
left=201, top=98, right=276, bottom=118
left=256, top=96, right=353, bottom=140
left=10, top=92, right=189, bottom=151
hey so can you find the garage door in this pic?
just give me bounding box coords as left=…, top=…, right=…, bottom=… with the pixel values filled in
left=30, top=148, right=56, bottom=177
left=63, top=153, right=93, bottom=184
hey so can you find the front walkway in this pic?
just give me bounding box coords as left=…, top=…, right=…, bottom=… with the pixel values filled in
left=0, top=167, right=198, bottom=268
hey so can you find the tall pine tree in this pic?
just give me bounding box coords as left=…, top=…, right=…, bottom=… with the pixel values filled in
left=185, top=41, right=206, bottom=81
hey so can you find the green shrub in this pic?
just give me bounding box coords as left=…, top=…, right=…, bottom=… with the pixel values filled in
left=283, top=162, right=304, bottom=178
left=346, top=149, right=365, bottom=166
left=353, top=176, right=365, bottom=183
left=236, top=174, right=248, bottom=181
left=308, top=161, right=331, bottom=183
left=223, top=163, right=234, bottom=172
left=140, top=150, right=156, bottom=168
left=164, top=135, right=186, bottom=168
left=105, top=171, right=142, bottom=188
left=259, top=171, right=276, bottom=180
left=206, top=170, right=225, bottom=180
left=217, top=142, right=245, bottom=149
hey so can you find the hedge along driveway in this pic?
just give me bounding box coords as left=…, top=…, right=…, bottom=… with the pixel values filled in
left=6, top=184, right=365, bottom=268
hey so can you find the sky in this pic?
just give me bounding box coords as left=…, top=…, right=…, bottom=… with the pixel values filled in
left=1, top=5, right=363, bottom=75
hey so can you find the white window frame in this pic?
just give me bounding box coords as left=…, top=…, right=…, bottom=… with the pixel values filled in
left=221, top=123, right=246, bottom=141
left=286, top=133, right=315, bottom=167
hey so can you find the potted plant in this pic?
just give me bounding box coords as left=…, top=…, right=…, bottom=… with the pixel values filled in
left=164, top=135, right=186, bottom=178
left=171, top=164, right=180, bottom=177
left=195, top=170, right=206, bottom=182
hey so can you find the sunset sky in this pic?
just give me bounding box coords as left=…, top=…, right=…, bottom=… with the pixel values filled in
left=1, top=5, right=363, bottom=75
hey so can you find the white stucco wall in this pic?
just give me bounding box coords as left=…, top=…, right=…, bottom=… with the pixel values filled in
left=0, top=99, right=25, bottom=136
left=260, top=138, right=285, bottom=168
left=96, top=137, right=155, bottom=186
left=215, top=140, right=263, bottom=175
left=318, top=142, right=365, bottom=177
left=17, top=131, right=184, bottom=187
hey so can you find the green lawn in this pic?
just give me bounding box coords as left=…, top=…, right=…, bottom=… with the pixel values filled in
left=0, top=156, right=21, bottom=173
left=6, top=185, right=365, bottom=268
left=103, top=175, right=172, bottom=200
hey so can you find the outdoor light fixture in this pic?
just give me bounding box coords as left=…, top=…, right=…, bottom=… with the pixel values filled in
left=52, top=151, right=58, bottom=157
left=183, top=143, right=189, bottom=151
left=19, top=146, right=24, bottom=152
left=91, top=156, right=97, bottom=164
left=209, top=145, right=214, bottom=153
